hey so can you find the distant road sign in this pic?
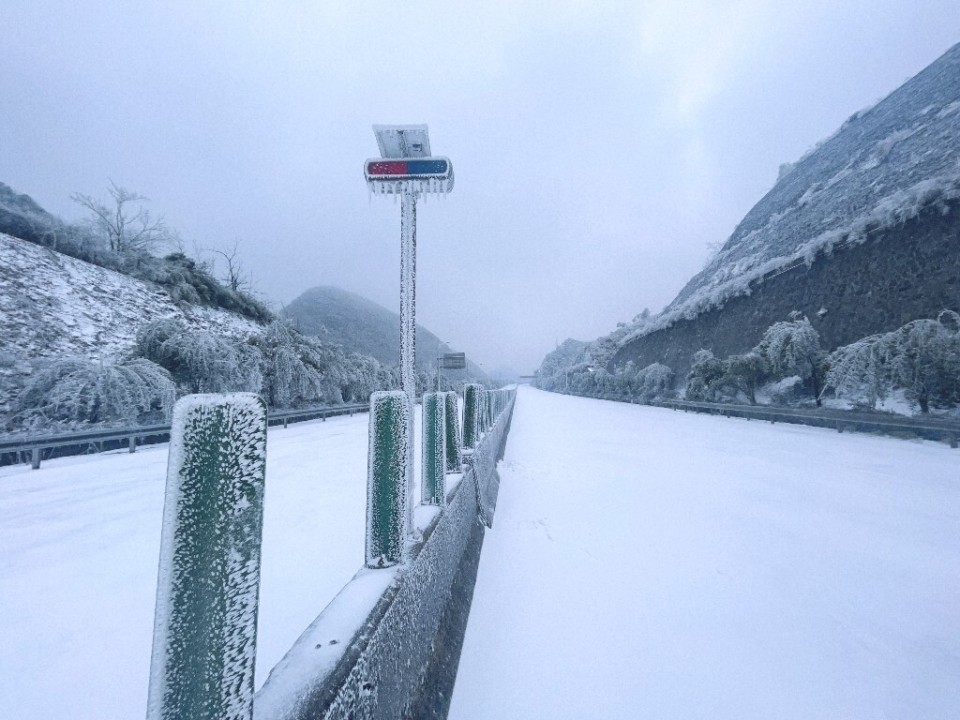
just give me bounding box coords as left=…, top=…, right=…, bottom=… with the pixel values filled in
left=440, top=352, right=466, bottom=370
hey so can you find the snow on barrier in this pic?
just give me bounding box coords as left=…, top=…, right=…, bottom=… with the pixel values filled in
left=421, top=392, right=446, bottom=507
left=253, top=387, right=516, bottom=720
left=443, top=391, right=462, bottom=472
left=462, top=383, right=482, bottom=448
left=147, top=393, right=269, bottom=720
left=366, top=392, right=410, bottom=568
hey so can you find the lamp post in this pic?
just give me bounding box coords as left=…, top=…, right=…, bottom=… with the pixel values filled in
left=365, top=125, right=454, bottom=536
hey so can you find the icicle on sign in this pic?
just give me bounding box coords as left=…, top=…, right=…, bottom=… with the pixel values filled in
left=147, top=393, right=268, bottom=720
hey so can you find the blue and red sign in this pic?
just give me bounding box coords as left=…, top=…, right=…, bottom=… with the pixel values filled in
left=365, top=158, right=451, bottom=180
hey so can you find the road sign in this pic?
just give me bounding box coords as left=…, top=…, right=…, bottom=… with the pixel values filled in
left=440, top=352, right=466, bottom=370
left=366, top=126, right=453, bottom=195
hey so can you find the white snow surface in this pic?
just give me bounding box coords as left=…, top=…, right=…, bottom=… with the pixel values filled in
left=4, top=386, right=958, bottom=719
left=0, top=411, right=372, bottom=720
left=451, top=386, right=960, bottom=720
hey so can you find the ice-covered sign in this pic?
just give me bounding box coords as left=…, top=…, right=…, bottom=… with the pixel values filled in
left=440, top=352, right=466, bottom=370
left=365, top=124, right=454, bottom=195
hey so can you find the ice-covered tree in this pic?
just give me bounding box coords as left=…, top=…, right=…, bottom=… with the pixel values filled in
left=254, top=320, right=346, bottom=407
left=877, top=310, right=960, bottom=413
left=825, top=334, right=889, bottom=408
left=136, top=319, right=263, bottom=395
left=723, top=351, right=767, bottom=405
left=612, top=361, right=637, bottom=398
left=72, top=181, right=171, bottom=254
left=635, top=362, right=675, bottom=402
left=758, top=317, right=827, bottom=406
left=685, top=350, right=726, bottom=401
left=15, top=357, right=175, bottom=428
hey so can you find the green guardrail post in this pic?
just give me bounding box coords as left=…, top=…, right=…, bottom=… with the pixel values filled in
left=366, top=391, right=409, bottom=567
left=444, top=391, right=462, bottom=471
left=421, top=392, right=446, bottom=506
left=463, top=384, right=482, bottom=448
left=147, top=393, right=268, bottom=720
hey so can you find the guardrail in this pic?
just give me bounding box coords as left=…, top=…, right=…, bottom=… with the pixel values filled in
left=649, top=398, right=960, bottom=447
left=0, top=402, right=369, bottom=469
left=255, top=387, right=517, bottom=720
left=141, top=385, right=516, bottom=719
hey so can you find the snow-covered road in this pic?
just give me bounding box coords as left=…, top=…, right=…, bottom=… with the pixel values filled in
left=0, top=412, right=373, bottom=720
left=450, top=386, right=960, bottom=720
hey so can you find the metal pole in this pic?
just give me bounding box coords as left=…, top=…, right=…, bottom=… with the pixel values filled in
left=400, top=186, right=417, bottom=536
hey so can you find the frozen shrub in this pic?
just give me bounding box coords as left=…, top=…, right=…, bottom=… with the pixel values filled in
left=254, top=320, right=347, bottom=407
left=15, top=357, right=175, bottom=427
left=757, top=317, right=827, bottom=405
left=635, top=362, right=675, bottom=402
left=137, top=318, right=263, bottom=395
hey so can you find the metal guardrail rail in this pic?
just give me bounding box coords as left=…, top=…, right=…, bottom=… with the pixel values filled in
left=649, top=398, right=960, bottom=447
left=546, top=389, right=959, bottom=447
left=1, top=402, right=370, bottom=469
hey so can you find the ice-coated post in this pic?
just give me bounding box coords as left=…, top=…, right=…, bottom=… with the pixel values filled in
left=366, top=391, right=409, bottom=567
left=463, top=383, right=482, bottom=448
left=444, top=391, right=462, bottom=471
left=421, top=392, right=446, bottom=506
left=480, top=388, right=490, bottom=433
left=147, top=393, right=268, bottom=720
left=399, top=188, right=417, bottom=538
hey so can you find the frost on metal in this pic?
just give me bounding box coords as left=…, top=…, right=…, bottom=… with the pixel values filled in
left=366, top=391, right=409, bottom=568
left=421, top=392, right=446, bottom=507
left=147, top=393, right=268, bottom=720
left=462, top=384, right=482, bottom=448
left=443, top=391, right=462, bottom=471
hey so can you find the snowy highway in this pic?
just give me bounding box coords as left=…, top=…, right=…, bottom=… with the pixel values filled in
left=450, top=386, right=960, bottom=719
left=1, top=387, right=958, bottom=719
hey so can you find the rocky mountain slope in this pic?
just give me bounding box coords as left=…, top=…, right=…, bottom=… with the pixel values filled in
left=657, top=41, right=960, bottom=335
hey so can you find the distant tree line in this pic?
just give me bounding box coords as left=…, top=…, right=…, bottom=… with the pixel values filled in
left=536, top=310, right=960, bottom=416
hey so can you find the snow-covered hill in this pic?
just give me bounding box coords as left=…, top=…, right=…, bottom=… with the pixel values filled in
left=621, top=42, right=960, bottom=345
left=668, top=42, right=960, bottom=318
left=0, top=232, right=263, bottom=414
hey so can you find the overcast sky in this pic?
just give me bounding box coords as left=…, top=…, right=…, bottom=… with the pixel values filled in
left=3, top=1, right=958, bottom=374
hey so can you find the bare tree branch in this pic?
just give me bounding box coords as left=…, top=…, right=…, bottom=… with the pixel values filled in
left=71, top=180, right=170, bottom=254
